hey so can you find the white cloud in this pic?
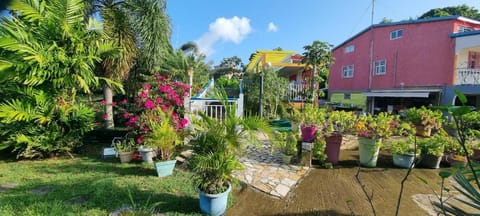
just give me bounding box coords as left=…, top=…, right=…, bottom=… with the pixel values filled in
left=195, top=16, right=252, bottom=57
left=267, top=22, right=278, bottom=32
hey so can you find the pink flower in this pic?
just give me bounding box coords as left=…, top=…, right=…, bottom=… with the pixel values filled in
left=155, top=97, right=163, bottom=104
left=160, top=86, right=171, bottom=93
left=180, top=118, right=188, bottom=128
left=95, top=108, right=99, bottom=113
left=136, top=136, right=144, bottom=144
left=123, top=112, right=130, bottom=119
left=144, top=100, right=155, bottom=109
left=143, top=84, right=151, bottom=90
left=102, top=114, right=108, bottom=120
left=120, top=99, right=128, bottom=104
left=110, top=101, right=117, bottom=107
left=140, top=92, right=148, bottom=99
left=128, top=116, right=139, bottom=124
left=99, top=100, right=106, bottom=105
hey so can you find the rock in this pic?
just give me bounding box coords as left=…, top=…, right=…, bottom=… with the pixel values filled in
left=0, top=183, right=19, bottom=192
left=274, top=184, right=291, bottom=197
left=29, top=185, right=54, bottom=196
left=281, top=178, right=297, bottom=187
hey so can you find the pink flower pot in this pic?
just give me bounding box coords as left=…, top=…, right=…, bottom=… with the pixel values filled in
left=325, top=134, right=343, bottom=165
left=301, top=125, right=317, bottom=142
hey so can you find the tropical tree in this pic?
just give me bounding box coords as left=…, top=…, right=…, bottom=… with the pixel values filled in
left=0, top=0, right=116, bottom=158
left=213, top=56, right=244, bottom=79
left=161, top=41, right=210, bottom=91
left=86, top=0, right=172, bottom=128
left=301, top=40, right=333, bottom=105
left=419, top=4, right=480, bottom=20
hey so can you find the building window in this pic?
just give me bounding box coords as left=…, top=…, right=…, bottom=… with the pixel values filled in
left=390, top=29, right=403, bottom=40
left=458, top=25, right=473, bottom=33
left=374, top=60, right=386, bottom=75
left=342, top=65, right=354, bottom=78
left=344, top=45, right=355, bottom=53
left=344, top=93, right=351, bottom=100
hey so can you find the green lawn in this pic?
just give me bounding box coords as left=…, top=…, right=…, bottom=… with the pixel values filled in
left=0, top=156, right=203, bottom=215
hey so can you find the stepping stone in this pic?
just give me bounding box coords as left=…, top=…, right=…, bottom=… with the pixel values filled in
left=29, top=185, right=54, bottom=196
left=274, top=184, right=291, bottom=197
left=0, top=183, right=19, bottom=193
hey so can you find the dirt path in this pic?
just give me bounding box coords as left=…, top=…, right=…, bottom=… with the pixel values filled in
left=227, top=150, right=444, bottom=216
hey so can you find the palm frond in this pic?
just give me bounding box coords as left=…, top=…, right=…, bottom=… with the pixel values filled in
left=9, top=0, right=44, bottom=22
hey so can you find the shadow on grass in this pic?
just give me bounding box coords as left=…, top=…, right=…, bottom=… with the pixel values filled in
left=0, top=171, right=200, bottom=215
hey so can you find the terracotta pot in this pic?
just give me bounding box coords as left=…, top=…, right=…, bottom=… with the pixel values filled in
left=415, top=125, right=431, bottom=137
left=118, top=151, right=134, bottom=163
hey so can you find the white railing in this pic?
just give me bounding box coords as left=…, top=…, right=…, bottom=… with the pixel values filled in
left=456, top=68, right=480, bottom=85
left=189, top=98, right=242, bottom=119
left=286, top=81, right=308, bottom=101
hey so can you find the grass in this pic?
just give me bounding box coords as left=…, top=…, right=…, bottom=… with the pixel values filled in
left=0, top=154, right=203, bottom=215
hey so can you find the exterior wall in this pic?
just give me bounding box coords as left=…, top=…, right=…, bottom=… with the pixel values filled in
left=442, top=85, right=480, bottom=106
left=330, top=19, right=461, bottom=92
left=330, top=93, right=366, bottom=110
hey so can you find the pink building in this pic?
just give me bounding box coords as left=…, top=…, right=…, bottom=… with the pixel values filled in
left=329, top=16, right=480, bottom=113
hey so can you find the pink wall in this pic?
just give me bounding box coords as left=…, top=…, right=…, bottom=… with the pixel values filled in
left=329, top=19, right=475, bottom=91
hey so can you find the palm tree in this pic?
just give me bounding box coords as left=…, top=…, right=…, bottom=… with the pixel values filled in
left=161, top=42, right=210, bottom=92
left=87, top=0, right=172, bottom=128
left=301, top=40, right=333, bottom=105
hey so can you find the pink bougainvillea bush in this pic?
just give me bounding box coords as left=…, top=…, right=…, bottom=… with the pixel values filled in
left=125, top=74, right=189, bottom=145
left=94, top=74, right=190, bottom=146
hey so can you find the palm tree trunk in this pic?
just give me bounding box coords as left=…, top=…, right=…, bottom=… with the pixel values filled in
left=311, top=65, right=318, bottom=106
left=103, top=85, right=114, bottom=129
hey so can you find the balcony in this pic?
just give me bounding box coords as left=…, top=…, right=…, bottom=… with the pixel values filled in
left=456, top=68, right=480, bottom=85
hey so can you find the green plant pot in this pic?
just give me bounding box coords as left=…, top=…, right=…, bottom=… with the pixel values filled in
left=282, top=155, right=293, bottom=164
left=359, top=138, right=380, bottom=167
left=419, top=153, right=442, bottom=169
left=118, top=151, right=134, bottom=163
left=154, top=160, right=176, bottom=177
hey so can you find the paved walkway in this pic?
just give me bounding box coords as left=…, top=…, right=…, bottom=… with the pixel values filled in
left=233, top=141, right=310, bottom=198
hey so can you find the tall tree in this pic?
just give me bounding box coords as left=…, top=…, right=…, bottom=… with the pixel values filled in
left=87, top=0, right=172, bottom=128
left=301, top=40, right=333, bottom=105
left=419, top=4, right=480, bottom=20
left=213, top=56, right=244, bottom=79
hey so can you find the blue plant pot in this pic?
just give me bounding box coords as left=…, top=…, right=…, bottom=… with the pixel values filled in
left=393, top=153, right=416, bottom=168
left=154, top=160, right=176, bottom=177
left=198, top=183, right=231, bottom=216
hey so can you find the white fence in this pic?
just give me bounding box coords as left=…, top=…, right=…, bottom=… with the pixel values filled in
left=456, top=68, right=480, bottom=85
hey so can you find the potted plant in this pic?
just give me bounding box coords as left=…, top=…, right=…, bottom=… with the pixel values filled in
left=417, top=133, right=446, bottom=169
left=355, top=112, right=395, bottom=167
left=272, top=131, right=298, bottom=164
left=323, top=110, right=357, bottom=165
left=189, top=91, right=272, bottom=216
left=114, top=138, right=136, bottom=163
left=143, top=108, right=182, bottom=177
left=405, top=106, right=443, bottom=137
left=298, top=104, right=326, bottom=142
left=391, top=139, right=419, bottom=168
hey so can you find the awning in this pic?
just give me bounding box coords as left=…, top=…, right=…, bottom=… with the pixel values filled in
left=362, top=92, right=430, bottom=98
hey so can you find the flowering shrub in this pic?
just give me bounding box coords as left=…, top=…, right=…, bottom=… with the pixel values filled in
left=93, top=74, right=190, bottom=145
left=125, top=74, right=189, bottom=144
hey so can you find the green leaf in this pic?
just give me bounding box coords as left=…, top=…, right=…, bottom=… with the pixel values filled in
left=439, top=170, right=452, bottom=179
left=454, top=89, right=467, bottom=105
left=416, top=175, right=429, bottom=185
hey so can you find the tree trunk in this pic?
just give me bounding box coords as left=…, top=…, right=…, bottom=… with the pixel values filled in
left=103, top=85, right=114, bottom=129
left=311, top=65, right=318, bottom=106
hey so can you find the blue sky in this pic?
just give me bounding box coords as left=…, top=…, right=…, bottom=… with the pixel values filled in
left=167, top=0, right=480, bottom=66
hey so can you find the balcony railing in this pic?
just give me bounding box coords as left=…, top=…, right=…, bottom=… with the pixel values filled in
left=456, top=68, right=480, bottom=85
left=286, top=81, right=308, bottom=101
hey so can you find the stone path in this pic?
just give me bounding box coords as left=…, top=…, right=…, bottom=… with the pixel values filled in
left=233, top=141, right=310, bottom=198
